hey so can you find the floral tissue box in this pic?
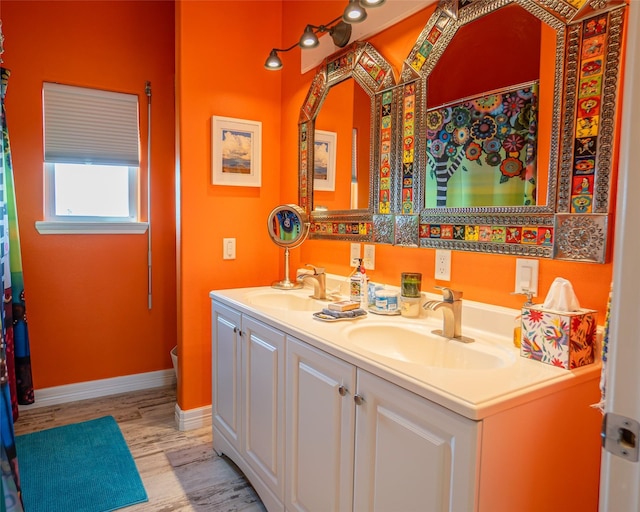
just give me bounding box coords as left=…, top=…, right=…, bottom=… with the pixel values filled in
left=520, top=305, right=597, bottom=369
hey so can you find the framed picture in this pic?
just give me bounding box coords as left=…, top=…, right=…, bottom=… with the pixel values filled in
left=212, top=116, right=262, bottom=187
left=314, top=130, right=337, bottom=192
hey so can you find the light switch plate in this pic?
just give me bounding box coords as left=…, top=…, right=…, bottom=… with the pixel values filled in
left=223, top=238, right=236, bottom=260
left=514, top=258, right=538, bottom=295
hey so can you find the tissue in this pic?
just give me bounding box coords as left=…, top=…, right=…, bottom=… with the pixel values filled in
left=520, top=278, right=597, bottom=369
left=543, top=277, right=581, bottom=312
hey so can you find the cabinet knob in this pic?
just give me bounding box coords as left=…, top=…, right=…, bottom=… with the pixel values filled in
left=338, top=385, right=348, bottom=396
left=354, top=394, right=365, bottom=405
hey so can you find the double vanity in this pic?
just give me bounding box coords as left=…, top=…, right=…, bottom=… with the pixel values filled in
left=210, top=278, right=602, bottom=511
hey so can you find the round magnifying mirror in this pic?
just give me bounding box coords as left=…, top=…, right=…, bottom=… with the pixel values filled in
left=267, top=204, right=310, bottom=289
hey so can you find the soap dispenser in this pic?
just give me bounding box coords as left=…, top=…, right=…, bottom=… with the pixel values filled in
left=350, top=259, right=369, bottom=307
left=350, top=259, right=364, bottom=304
left=349, top=258, right=369, bottom=308
left=512, top=290, right=534, bottom=349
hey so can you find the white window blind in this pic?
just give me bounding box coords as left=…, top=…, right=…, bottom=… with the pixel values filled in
left=43, top=82, right=140, bottom=166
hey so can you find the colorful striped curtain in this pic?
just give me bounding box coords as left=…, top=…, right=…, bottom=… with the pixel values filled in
left=1, top=66, right=33, bottom=512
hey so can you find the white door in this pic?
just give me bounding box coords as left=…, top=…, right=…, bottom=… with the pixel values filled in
left=242, top=315, right=286, bottom=501
left=285, top=337, right=356, bottom=512
left=211, top=301, right=242, bottom=450
left=599, top=2, right=640, bottom=509
left=353, top=369, right=480, bottom=512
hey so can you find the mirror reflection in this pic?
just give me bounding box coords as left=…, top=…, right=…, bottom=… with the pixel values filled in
left=424, top=4, right=552, bottom=208
left=313, top=77, right=371, bottom=211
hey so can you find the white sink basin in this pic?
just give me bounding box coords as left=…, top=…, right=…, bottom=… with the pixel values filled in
left=245, top=291, right=324, bottom=311
left=343, top=322, right=515, bottom=370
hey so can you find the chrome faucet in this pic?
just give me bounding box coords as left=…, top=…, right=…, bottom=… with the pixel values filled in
left=423, top=286, right=473, bottom=343
left=296, top=264, right=327, bottom=300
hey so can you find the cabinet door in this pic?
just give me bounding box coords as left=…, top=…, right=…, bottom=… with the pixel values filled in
left=353, top=370, right=480, bottom=512
left=242, top=315, right=286, bottom=501
left=286, top=337, right=357, bottom=512
left=211, top=301, right=242, bottom=450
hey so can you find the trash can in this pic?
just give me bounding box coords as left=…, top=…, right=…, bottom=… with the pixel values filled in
left=170, top=346, right=178, bottom=380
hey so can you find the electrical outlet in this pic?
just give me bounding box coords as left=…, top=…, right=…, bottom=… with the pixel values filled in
left=223, top=238, right=236, bottom=260
left=435, top=249, right=451, bottom=281
left=363, top=244, right=375, bottom=270
left=350, top=243, right=361, bottom=267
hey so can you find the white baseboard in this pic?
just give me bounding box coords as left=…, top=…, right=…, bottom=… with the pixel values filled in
left=18, top=369, right=211, bottom=432
left=174, top=402, right=212, bottom=431
left=18, top=369, right=177, bottom=410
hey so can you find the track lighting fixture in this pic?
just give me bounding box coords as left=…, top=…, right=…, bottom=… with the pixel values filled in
left=264, top=0, right=385, bottom=71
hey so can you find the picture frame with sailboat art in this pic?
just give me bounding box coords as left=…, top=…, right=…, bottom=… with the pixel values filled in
left=313, top=129, right=337, bottom=192
left=212, top=116, right=262, bottom=187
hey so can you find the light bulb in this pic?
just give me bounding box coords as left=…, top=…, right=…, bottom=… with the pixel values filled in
left=264, top=50, right=283, bottom=70
left=343, top=0, right=367, bottom=23
left=300, top=26, right=319, bottom=48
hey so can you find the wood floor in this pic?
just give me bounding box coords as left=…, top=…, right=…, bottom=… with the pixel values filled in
left=14, top=385, right=267, bottom=512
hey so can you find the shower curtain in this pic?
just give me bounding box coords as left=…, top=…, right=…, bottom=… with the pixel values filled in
left=1, top=66, right=33, bottom=512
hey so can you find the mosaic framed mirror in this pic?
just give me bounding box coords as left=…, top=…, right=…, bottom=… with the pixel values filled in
left=390, top=0, right=626, bottom=262
left=298, top=41, right=396, bottom=241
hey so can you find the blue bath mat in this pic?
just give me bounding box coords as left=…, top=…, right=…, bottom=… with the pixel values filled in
left=16, top=416, right=148, bottom=512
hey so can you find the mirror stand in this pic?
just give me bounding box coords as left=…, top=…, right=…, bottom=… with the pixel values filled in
left=272, top=247, right=303, bottom=290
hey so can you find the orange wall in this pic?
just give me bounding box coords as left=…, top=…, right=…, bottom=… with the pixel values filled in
left=175, top=0, right=284, bottom=409
left=283, top=3, right=614, bottom=320
left=2, top=1, right=177, bottom=388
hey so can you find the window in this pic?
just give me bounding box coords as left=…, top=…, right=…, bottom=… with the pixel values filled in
left=45, top=163, right=137, bottom=220
left=36, top=82, right=147, bottom=234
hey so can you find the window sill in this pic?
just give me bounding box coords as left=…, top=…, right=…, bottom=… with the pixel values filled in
left=35, top=221, right=149, bottom=235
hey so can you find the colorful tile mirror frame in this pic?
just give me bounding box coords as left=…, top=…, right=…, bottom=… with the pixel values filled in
left=301, top=41, right=396, bottom=242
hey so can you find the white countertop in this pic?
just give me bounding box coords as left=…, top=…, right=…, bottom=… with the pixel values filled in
left=209, top=280, right=601, bottom=421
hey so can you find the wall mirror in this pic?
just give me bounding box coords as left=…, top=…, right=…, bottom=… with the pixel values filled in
left=298, top=41, right=396, bottom=240
left=390, top=0, right=626, bottom=262
left=297, top=0, right=626, bottom=262
left=397, top=0, right=563, bottom=220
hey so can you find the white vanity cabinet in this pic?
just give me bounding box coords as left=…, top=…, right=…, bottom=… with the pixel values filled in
left=286, top=336, right=479, bottom=512
left=211, top=289, right=603, bottom=512
left=211, top=300, right=286, bottom=511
